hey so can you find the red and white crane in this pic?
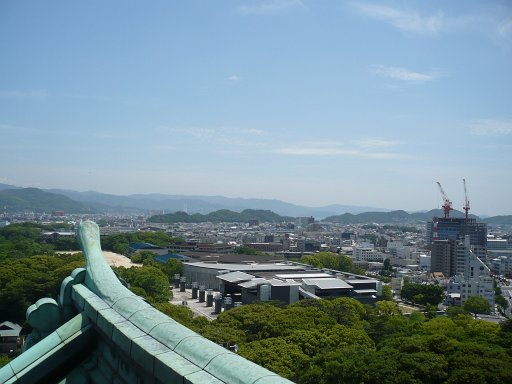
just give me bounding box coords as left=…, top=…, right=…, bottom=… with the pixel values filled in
left=463, top=178, right=470, bottom=223
left=436, top=181, right=453, bottom=218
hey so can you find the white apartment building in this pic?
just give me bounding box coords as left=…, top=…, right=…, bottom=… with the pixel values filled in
left=487, top=237, right=510, bottom=250
left=490, top=254, right=512, bottom=277
left=447, top=236, right=495, bottom=311
left=353, top=243, right=384, bottom=262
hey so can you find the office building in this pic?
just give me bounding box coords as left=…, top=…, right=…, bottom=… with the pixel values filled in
left=427, top=217, right=487, bottom=246
left=447, top=235, right=495, bottom=311
left=429, top=217, right=487, bottom=278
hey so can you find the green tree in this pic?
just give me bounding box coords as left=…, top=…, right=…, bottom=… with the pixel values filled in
left=0, top=254, right=84, bottom=323
left=446, top=306, right=468, bottom=318
left=114, top=266, right=170, bottom=303
left=463, top=296, right=491, bottom=318
left=240, top=338, right=310, bottom=382
left=100, top=231, right=182, bottom=255
left=131, top=250, right=157, bottom=264
left=235, top=247, right=263, bottom=255
left=381, top=284, right=393, bottom=301
left=143, top=258, right=183, bottom=283
left=301, top=252, right=364, bottom=274
left=401, top=282, right=444, bottom=306
left=0, top=354, right=10, bottom=368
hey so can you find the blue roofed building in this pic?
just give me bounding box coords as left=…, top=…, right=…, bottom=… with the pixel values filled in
left=128, top=242, right=168, bottom=256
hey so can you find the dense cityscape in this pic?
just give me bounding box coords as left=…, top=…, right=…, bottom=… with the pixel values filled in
left=2, top=1, right=511, bottom=383
left=1, top=183, right=512, bottom=382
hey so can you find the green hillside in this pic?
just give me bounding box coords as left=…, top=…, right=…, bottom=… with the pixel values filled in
left=324, top=209, right=474, bottom=224
left=149, top=209, right=290, bottom=223
left=483, top=215, right=512, bottom=225
left=0, top=188, right=97, bottom=213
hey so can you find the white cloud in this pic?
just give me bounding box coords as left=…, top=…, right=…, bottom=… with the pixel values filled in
left=238, top=0, right=305, bottom=15
left=158, top=126, right=216, bottom=139
left=356, top=138, right=401, bottom=149
left=0, top=123, right=39, bottom=133
left=497, top=18, right=512, bottom=38
left=0, top=90, right=49, bottom=99
left=0, top=176, right=16, bottom=185
left=156, top=126, right=269, bottom=146
left=276, top=139, right=407, bottom=159
left=240, top=128, right=267, bottom=136
left=278, top=145, right=359, bottom=156
left=470, top=119, right=512, bottom=136
left=351, top=2, right=473, bottom=36
left=155, top=144, right=178, bottom=151
left=353, top=2, right=511, bottom=48
left=371, top=65, right=436, bottom=83
left=228, top=74, right=241, bottom=81
left=353, top=2, right=444, bottom=35
left=91, top=132, right=131, bottom=140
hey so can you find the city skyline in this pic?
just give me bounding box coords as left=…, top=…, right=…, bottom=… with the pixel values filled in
left=1, top=1, right=511, bottom=216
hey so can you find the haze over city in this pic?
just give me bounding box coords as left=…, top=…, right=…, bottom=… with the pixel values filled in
left=1, top=0, right=511, bottom=216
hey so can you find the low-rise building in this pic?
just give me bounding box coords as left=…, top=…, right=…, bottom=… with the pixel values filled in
left=353, top=243, right=384, bottom=262
left=0, top=321, right=21, bottom=354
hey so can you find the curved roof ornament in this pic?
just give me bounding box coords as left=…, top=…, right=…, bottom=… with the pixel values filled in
left=77, top=220, right=133, bottom=305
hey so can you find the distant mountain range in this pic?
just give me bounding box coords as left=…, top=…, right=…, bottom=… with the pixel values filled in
left=0, top=184, right=511, bottom=225
left=0, top=187, right=96, bottom=214
left=324, top=209, right=477, bottom=224
left=0, top=183, right=387, bottom=217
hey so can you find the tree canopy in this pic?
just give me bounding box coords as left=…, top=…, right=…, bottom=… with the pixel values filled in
left=100, top=231, right=181, bottom=255
left=300, top=252, right=364, bottom=275
left=401, top=282, right=444, bottom=306
left=149, top=209, right=292, bottom=224
left=189, top=299, right=512, bottom=384
left=114, top=265, right=170, bottom=303
left=463, top=296, right=491, bottom=317
left=0, top=253, right=84, bottom=324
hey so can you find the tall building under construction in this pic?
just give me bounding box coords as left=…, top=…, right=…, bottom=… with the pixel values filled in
left=428, top=217, right=487, bottom=277
left=427, top=217, right=487, bottom=247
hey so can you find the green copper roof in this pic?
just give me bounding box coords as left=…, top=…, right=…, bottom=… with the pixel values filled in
left=0, top=221, right=294, bottom=384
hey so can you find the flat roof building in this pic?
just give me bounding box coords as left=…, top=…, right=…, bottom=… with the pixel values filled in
left=182, top=259, right=382, bottom=305
left=428, top=217, right=487, bottom=247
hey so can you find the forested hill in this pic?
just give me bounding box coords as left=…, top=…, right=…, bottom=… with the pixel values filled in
left=325, top=209, right=512, bottom=225
left=0, top=188, right=97, bottom=213
left=149, top=209, right=292, bottom=223
left=482, top=215, right=512, bottom=225
left=324, top=209, right=478, bottom=224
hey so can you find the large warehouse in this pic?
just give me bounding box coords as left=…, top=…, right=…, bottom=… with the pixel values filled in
left=182, top=258, right=383, bottom=305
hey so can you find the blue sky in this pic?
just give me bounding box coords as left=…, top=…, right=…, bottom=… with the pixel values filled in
left=1, top=0, right=511, bottom=215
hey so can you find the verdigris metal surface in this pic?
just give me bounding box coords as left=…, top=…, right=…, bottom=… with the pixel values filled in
left=0, top=221, right=294, bottom=384
left=0, top=313, right=94, bottom=384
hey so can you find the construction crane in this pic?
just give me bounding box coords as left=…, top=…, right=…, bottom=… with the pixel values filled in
left=463, top=178, right=470, bottom=223
left=436, top=181, right=453, bottom=218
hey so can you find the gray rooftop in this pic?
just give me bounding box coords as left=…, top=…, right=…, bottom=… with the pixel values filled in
left=268, top=278, right=301, bottom=287
left=0, top=321, right=22, bottom=337
left=238, top=278, right=270, bottom=289
left=274, top=272, right=332, bottom=279
left=186, top=261, right=304, bottom=272
left=302, top=278, right=353, bottom=290
left=345, top=278, right=378, bottom=284
left=216, top=271, right=255, bottom=283
left=353, top=289, right=377, bottom=294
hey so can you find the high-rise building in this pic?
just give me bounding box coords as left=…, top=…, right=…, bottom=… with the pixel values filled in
left=427, top=217, right=487, bottom=246
left=431, top=239, right=455, bottom=277
left=428, top=217, right=487, bottom=278
left=447, top=235, right=495, bottom=311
